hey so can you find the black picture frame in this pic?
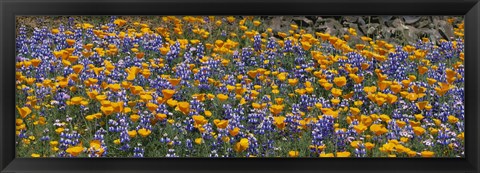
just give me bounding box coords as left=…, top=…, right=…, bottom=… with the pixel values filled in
left=1, top=0, right=479, bottom=173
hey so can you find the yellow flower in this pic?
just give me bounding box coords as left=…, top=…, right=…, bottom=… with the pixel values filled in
left=413, top=126, right=426, bottom=136
left=31, top=153, right=41, bottom=158
left=229, top=127, right=240, bottom=136
left=16, top=118, right=23, bottom=126
left=421, top=151, right=435, bottom=158
left=363, top=86, right=377, bottom=94
left=29, top=135, right=35, bottom=141
left=330, top=98, right=340, bottom=106
left=370, top=124, right=388, bottom=136
left=400, top=137, right=410, bottom=143
left=288, top=151, right=299, bottom=157
left=301, top=41, right=312, bottom=50
left=146, top=102, right=159, bottom=112
left=162, top=89, right=175, bottom=100
left=423, top=77, right=437, bottom=86
left=290, top=24, right=298, bottom=30
left=447, top=115, right=459, bottom=123
left=217, top=94, right=229, bottom=101
left=354, top=100, right=363, bottom=107
left=137, top=128, right=151, bottom=138
left=107, top=84, right=121, bottom=93
left=190, top=39, right=201, bottom=45
left=227, top=85, right=235, bottom=91
left=89, top=140, right=104, bottom=156
left=416, top=101, right=429, bottom=110
left=273, top=116, right=286, bottom=130
left=365, top=142, right=375, bottom=150
left=159, top=47, right=169, bottom=55
left=155, top=113, right=167, bottom=120
left=215, top=40, right=224, bottom=47
left=389, top=84, right=402, bottom=94
left=113, top=19, right=127, bottom=26
left=331, top=88, right=342, bottom=97
left=349, top=74, right=364, bottom=84
left=213, top=119, right=229, bottom=129
left=320, top=152, right=334, bottom=157
left=350, top=107, right=360, bottom=116
left=277, top=72, right=287, bottom=81
left=100, top=105, right=114, bottom=116
left=379, top=114, right=391, bottom=122
left=353, top=123, right=367, bottom=134
left=130, top=114, right=140, bottom=122
left=16, top=106, right=32, bottom=118
left=95, top=94, right=107, bottom=101
left=128, top=130, right=137, bottom=138
left=446, top=68, right=457, bottom=84
left=418, top=66, right=428, bottom=75
left=350, top=141, right=362, bottom=148
left=336, top=151, right=351, bottom=157
left=114, top=139, right=121, bottom=145
left=378, top=80, right=392, bottom=91
left=410, top=121, right=421, bottom=127
left=361, top=115, right=373, bottom=126
left=140, top=94, right=153, bottom=102
left=379, top=142, right=396, bottom=153
left=66, top=145, right=83, bottom=157
left=269, top=104, right=284, bottom=115
left=457, top=132, right=464, bottom=140
left=288, top=78, right=299, bottom=86
left=126, top=66, right=140, bottom=81
left=407, top=151, right=418, bottom=157
left=233, top=138, right=249, bottom=152
left=55, top=128, right=64, bottom=134
left=252, top=103, right=262, bottom=109
left=51, top=28, right=60, bottom=34
left=167, top=99, right=178, bottom=107
left=333, top=76, right=347, bottom=87
left=429, top=128, right=439, bottom=135
left=72, top=64, right=84, bottom=74
left=322, top=108, right=339, bottom=119
left=167, top=78, right=181, bottom=87
left=386, top=94, right=398, bottom=104
left=272, top=89, right=280, bottom=94
left=193, top=115, right=208, bottom=126
left=66, top=39, right=76, bottom=46
left=69, top=97, right=83, bottom=105
left=435, top=82, right=452, bottom=96
left=405, top=92, right=419, bottom=101
left=195, top=138, right=203, bottom=145
left=322, top=82, right=333, bottom=90
left=177, top=102, right=190, bottom=115
left=226, top=16, right=236, bottom=23
left=204, top=110, right=212, bottom=117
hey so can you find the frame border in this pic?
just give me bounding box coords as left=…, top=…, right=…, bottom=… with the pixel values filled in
left=1, top=0, right=479, bottom=173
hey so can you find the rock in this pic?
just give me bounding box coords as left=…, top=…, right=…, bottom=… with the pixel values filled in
left=380, top=16, right=393, bottom=25
left=344, top=16, right=358, bottom=22
left=263, top=16, right=460, bottom=45
left=367, top=26, right=377, bottom=35
left=403, top=16, right=422, bottom=24
left=357, top=17, right=366, bottom=26
left=416, top=18, right=432, bottom=28
left=267, top=16, right=286, bottom=33
left=392, top=18, right=404, bottom=28
left=292, top=16, right=314, bottom=32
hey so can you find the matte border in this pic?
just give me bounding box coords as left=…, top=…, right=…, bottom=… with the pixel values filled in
left=1, top=0, right=479, bottom=173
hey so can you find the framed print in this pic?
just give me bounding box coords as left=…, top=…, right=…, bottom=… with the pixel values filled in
left=1, top=0, right=479, bottom=172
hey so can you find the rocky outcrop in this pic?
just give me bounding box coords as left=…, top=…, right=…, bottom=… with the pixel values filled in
left=264, top=16, right=461, bottom=45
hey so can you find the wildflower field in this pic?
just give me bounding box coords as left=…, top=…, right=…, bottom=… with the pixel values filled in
left=15, top=16, right=465, bottom=158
